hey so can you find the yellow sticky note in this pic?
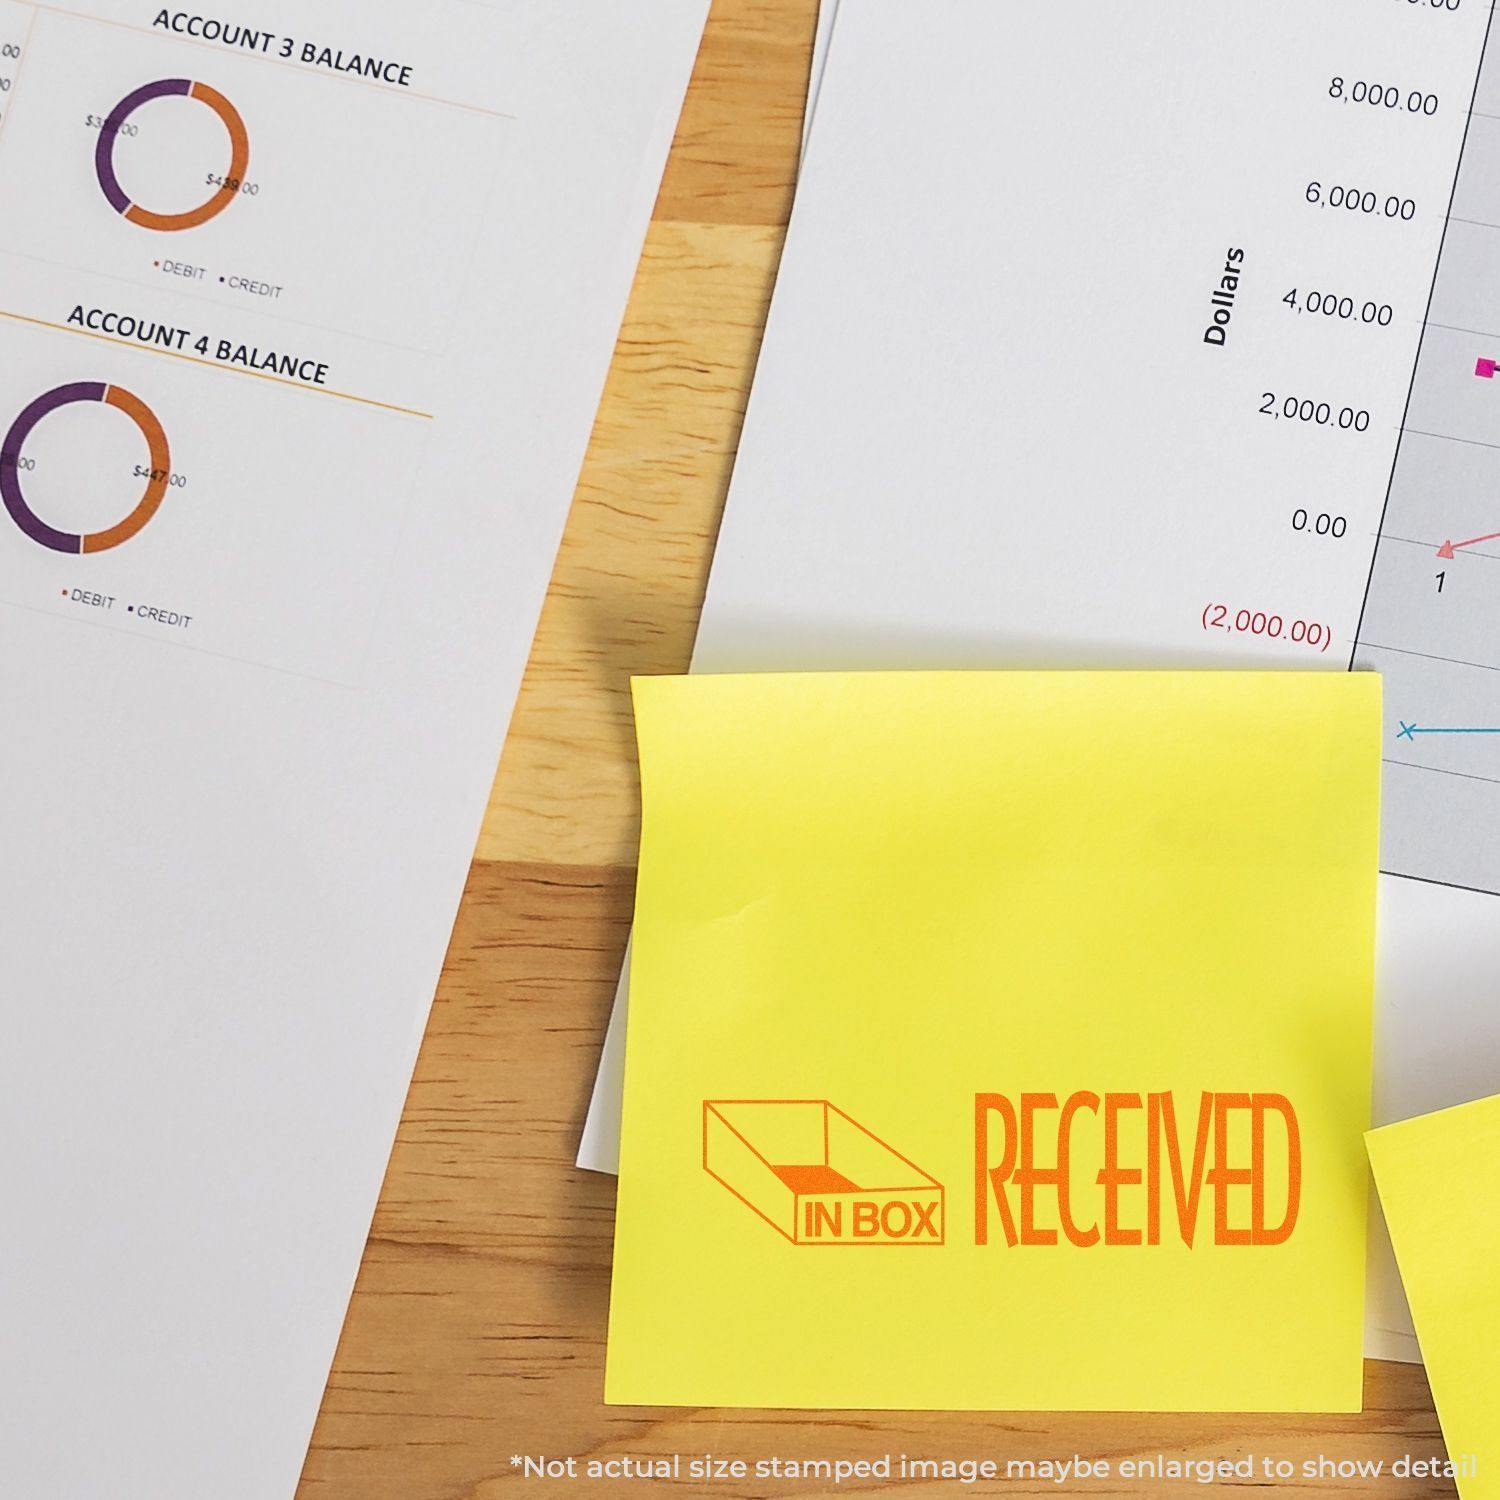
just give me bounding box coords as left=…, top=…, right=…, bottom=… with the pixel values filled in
left=1367, top=1096, right=1500, bottom=1495
left=607, top=672, right=1381, bottom=1411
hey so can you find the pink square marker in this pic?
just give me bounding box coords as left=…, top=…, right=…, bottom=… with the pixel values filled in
left=1476, top=358, right=1498, bottom=380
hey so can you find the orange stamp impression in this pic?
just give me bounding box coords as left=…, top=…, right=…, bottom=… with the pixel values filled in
left=703, top=1100, right=945, bottom=1246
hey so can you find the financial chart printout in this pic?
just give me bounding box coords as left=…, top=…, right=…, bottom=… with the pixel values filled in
left=0, top=2, right=708, bottom=1497
left=582, top=0, right=1500, bottom=1361
left=0, top=0, right=514, bottom=680
left=1355, top=32, right=1500, bottom=899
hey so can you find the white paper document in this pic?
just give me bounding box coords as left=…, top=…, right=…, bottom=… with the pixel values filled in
left=801, top=0, right=838, bottom=159
left=581, top=0, right=1500, bottom=1364
left=0, top=1, right=706, bottom=1494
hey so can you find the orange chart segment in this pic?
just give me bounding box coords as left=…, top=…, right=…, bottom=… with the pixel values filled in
left=85, top=386, right=170, bottom=552
left=95, top=78, right=250, bottom=233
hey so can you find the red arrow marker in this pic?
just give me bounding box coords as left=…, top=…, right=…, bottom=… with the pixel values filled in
left=1437, top=531, right=1500, bottom=560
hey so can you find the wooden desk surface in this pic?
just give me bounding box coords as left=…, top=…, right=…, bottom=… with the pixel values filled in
left=297, top=4, right=1453, bottom=1495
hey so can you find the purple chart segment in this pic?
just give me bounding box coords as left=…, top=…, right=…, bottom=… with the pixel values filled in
left=94, top=78, right=191, bottom=215
left=1, top=383, right=108, bottom=554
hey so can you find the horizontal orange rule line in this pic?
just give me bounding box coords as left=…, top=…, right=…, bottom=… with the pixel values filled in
left=0, top=309, right=435, bottom=421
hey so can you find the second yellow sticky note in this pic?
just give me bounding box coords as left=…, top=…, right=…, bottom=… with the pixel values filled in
left=1368, top=1095, right=1500, bottom=1498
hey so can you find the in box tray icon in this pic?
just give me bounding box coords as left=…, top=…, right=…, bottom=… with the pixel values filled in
left=702, top=1100, right=945, bottom=1245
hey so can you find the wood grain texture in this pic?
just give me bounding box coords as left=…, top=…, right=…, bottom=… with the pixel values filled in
left=475, top=217, right=784, bottom=869
left=298, top=2, right=1455, bottom=1496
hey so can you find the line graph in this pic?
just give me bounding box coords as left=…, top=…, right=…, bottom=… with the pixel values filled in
left=1354, top=42, right=1500, bottom=896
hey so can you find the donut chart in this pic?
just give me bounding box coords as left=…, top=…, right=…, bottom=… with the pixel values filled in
left=95, top=78, right=249, bottom=232
left=1, top=383, right=171, bottom=554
